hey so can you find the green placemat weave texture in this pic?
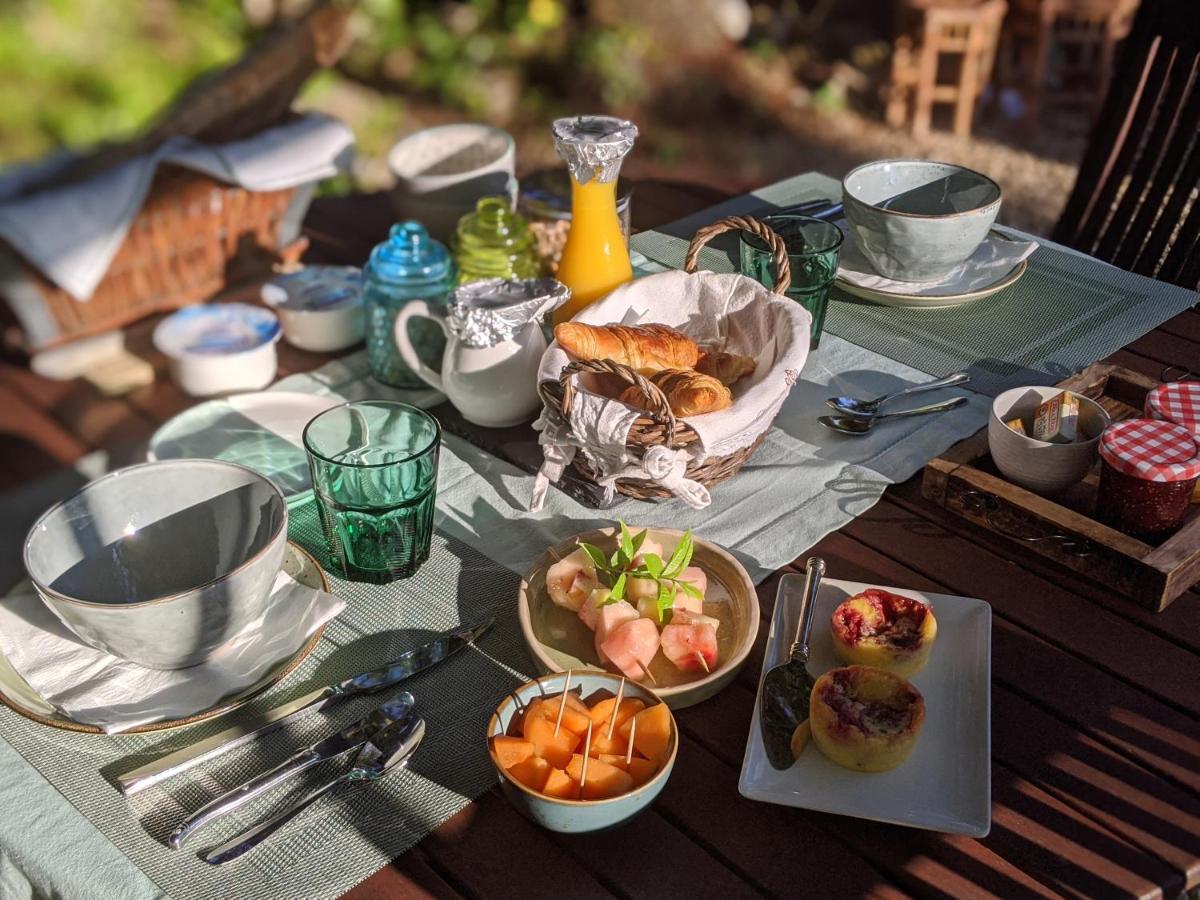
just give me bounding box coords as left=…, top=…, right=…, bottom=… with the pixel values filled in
left=631, top=172, right=1198, bottom=396
left=0, top=507, right=536, bottom=899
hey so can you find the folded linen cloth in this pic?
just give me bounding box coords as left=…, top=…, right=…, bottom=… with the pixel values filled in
left=0, top=113, right=354, bottom=300
left=0, top=570, right=343, bottom=733
left=837, top=221, right=1038, bottom=296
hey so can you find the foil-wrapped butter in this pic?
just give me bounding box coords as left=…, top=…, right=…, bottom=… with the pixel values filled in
left=1032, top=391, right=1080, bottom=443
left=1006, top=417, right=1027, bottom=436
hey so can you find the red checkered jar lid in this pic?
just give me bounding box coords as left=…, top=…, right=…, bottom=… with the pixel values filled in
left=1144, top=381, right=1200, bottom=436
left=1099, top=418, right=1200, bottom=483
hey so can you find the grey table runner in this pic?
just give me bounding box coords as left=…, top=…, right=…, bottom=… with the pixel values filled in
left=631, top=172, right=1198, bottom=396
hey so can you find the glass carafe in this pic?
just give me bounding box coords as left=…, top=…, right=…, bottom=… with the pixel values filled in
left=551, top=116, right=638, bottom=324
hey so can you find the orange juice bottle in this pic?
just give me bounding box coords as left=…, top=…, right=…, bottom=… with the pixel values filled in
left=551, top=116, right=638, bottom=325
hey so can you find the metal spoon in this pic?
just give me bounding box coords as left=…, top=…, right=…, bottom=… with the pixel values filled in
left=759, top=557, right=824, bottom=770
left=203, top=714, right=426, bottom=865
left=819, top=397, right=967, bottom=434
left=826, top=371, right=970, bottom=417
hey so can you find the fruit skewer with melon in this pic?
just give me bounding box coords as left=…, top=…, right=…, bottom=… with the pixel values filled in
left=490, top=689, right=674, bottom=801
left=556, top=523, right=721, bottom=682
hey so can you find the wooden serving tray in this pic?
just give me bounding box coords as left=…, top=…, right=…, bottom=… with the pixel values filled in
left=922, top=364, right=1200, bottom=611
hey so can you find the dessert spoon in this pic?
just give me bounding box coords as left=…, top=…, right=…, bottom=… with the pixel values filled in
left=819, top=397, right=967, bottom=434
left=826, top=371, right=969, bottom=417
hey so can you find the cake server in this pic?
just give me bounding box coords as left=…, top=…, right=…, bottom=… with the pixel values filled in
left=120, top=618, right=491, bottom=796
left=170, top=694, right=416, bottom=849
left=205, top=714, right=426, bottom=865
left=759, top=557, right=824, bottom=769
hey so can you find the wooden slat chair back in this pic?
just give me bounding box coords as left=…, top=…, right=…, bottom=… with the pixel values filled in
left=1052, top=0, right=1200, bottom=289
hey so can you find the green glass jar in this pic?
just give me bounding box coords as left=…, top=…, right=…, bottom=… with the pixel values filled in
left=452, top=197, right=542, bottom=284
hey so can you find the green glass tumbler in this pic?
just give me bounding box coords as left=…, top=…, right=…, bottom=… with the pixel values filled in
left=739, top=215, right=844, bottom=349
left=303, top=401, right=440, bottom=583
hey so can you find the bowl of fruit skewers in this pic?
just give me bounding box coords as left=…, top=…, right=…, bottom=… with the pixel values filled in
left=517, top=523, right=758, bottom=709
left=487, top=671, right=678, bottom=833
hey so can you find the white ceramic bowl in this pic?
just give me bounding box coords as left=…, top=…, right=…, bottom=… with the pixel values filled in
left=23, top=460, right=288, bottom=669
left=842, top=159, right=1002, bottom=282
left=387, top=124, right=517, bottom=241
left=517, top=527, right=759, bottom=709
left=261, top=267, right=365, bottom=353
left=153, top=304, right=281, bottom=397
left=988, top=387, right=1111, bottom=494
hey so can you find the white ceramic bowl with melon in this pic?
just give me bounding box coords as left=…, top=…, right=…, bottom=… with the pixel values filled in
left=517, top=527, right=759, bottom=709
left=487, top=671, right=678, bottom=833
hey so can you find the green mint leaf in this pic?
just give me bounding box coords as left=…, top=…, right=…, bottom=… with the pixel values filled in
left=619, top=521, right=635, bottom=558
left=609, top=547, right=622, bottom=568
left=655, top=579, right=675, bottom=622
left=630, top=528, right=647, bottom=557
left=610, top=571, right=627, bottom=601
left=643, top=553, right=664, bottom=578
left=578, top=542, right=609, bottom=573
left=662, top=530, right=694, bottom=579
left=677, top=580, right=703, bottom=599
left=598, top=590, right=621, bottom=607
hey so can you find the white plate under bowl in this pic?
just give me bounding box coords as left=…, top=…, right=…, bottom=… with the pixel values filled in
left=739, top=576, right=992, bottom=837
left=0, top=542, right=329, bottom=734
left=148, top=391, right=340, bottom=507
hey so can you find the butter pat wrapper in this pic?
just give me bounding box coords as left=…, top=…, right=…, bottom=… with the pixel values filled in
left=1032, top=391, right=1080, bottom=443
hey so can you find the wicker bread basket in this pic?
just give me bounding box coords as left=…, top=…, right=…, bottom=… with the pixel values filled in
left=538, top=215, right=795, bottom=501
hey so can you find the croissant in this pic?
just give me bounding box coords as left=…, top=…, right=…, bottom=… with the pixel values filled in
left=619, top=369, right=732, bottom=417
left=554, top=322, right=699, bottom=372
left=696, top=350, right=757, bottom=385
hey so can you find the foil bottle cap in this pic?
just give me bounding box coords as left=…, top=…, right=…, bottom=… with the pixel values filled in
left=552, top=115, right=638, bottom=184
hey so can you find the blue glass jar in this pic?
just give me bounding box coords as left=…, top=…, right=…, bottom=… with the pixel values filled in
left=364, top=221, right=456, bottom=388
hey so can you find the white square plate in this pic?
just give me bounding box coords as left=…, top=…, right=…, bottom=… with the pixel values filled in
left=739, top=576, right=992, bottom=837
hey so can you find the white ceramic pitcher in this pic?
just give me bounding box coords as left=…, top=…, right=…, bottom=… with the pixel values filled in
left=394, top=278, right=568, bottom=428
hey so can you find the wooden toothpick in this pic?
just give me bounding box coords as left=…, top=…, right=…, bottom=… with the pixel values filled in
left=554, top=670, right=573, bottom=737
left=606, top=677, right=626, bottom=740
left=625, top=716, right=637, bottom=767
left=694, top=652, right=710, bottom=674
left=579, top=720, right=593, bottom=800
left=637, top=660, right=657, bottom=686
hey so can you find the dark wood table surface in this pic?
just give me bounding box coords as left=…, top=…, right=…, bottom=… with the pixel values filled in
left=2, top=180, right=1198, bottom=900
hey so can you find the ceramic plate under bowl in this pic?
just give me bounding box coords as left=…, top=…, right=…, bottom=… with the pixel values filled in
left=740, top=576, right=992, bottom=837
left=148, top=392, right=341, bottom=507
left=835, top=259, right=1027, bottom=309
left=0, top=542, right=329, bottom=734
left=517, top=527, right=758, bottom=709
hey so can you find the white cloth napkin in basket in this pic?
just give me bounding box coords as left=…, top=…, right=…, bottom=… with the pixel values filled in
left=533, top=269, right=811, bottom=510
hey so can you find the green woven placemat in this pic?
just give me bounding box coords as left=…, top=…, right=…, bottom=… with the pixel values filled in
left=631, top=172, right=1198, bottom=396
left=0, top=507, right=536, bottom=899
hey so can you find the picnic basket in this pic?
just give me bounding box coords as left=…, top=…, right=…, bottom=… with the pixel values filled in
left=0, top=3, right=351, bottom=350
left=538, top=215, right=798, bottom=501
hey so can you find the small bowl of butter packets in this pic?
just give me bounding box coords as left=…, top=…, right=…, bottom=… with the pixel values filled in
left=989, top=387, right=1111, bottom=495
left=261, top=266, right=365, bottom=353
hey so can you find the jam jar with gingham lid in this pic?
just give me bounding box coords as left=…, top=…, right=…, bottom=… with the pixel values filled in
left=1144, top=380, right=1200, bottom=503
left=1096, top=418, right=1200, bottom=536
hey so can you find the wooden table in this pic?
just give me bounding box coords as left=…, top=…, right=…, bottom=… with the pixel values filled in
left=2, top=180, right=1198, bottom=900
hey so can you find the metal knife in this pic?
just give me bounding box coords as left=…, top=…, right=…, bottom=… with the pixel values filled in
left=205, top=715, right=426, bottom=865
left=119, top=618, right=492, bottom=796
left=170, top=694, right=415, bottom=849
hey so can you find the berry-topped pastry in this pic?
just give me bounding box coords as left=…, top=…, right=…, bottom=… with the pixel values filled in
left=809, top=666, right=926, bottom=772
left=830, top=588, right=937, bottom=678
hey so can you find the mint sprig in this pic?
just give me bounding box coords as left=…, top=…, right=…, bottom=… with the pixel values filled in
left=578, top=521, right=697, bottom=621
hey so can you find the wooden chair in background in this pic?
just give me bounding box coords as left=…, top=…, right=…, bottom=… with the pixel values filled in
left=1053, top=0, right=1200, bottom=289
left=1001, top=0, right=1140, bottom=120
left=887, top=0, right=1009, bottom=138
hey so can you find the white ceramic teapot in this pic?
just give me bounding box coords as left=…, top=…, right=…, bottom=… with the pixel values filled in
left=395, top=278, right=568, bottom=428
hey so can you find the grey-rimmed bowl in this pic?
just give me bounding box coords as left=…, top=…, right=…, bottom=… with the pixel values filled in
left=23, top=460, right=288, bottom=670
left=842, top=159, right=1002, bottom=282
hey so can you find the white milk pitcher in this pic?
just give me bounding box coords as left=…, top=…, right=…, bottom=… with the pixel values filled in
left=395, top=278, right=569, bottom=428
